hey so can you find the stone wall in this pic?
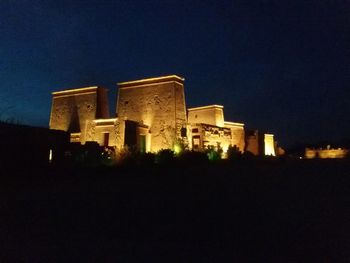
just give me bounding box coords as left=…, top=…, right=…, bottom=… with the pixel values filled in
left=174, top=81, right=187, bottom=140
left=245, top=130, right=259, bottom=155
left=245, top=131, right=276, bottom=156
left=189, top=123, right=232, bottom=153
left=49, top=87, right=109, bottom=143
left=85, top=118, right=124, bottom=149
left=264, top=134, right=276, bottom=156
left=116, top=76, right=186, bottom=152
left=188, top=105, right=225, bottom=127
left=224, top=122, right=245, bottom=152
left=188, top=106, right=246, bottom=153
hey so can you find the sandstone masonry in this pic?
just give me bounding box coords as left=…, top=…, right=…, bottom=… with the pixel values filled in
left=49, top=75, right=277, bottom=156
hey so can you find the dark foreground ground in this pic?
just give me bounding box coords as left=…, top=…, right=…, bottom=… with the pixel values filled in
left=0, top=159, right=350, bottom=262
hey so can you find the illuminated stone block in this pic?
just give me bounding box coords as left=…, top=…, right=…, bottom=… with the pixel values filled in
left=245, top=130, right=259, bottom=155
left=245, top=130, right=276, bottom=156
left=187, top=105, right=245, bottom=155
left=188, top=105, right=225, bottom=127
left=224, top=121, right=245, bottom=152
left=264, top=134, right=276, bottom=156
left=305, top=148, right=317, bottom=159
left=318, top=148, right=348, bottom=158
left=49, top=86, right=109, bottom=143
left=85, top=118, right=124, bottom=149
left=70, top=132, right=81, bottom=143
left=188, top=123, right=232, bottom=154
left=116, top=75, right=187, bottom=152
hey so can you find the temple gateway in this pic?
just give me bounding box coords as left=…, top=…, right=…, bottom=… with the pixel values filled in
left=49, top=75, right=276, bottom=156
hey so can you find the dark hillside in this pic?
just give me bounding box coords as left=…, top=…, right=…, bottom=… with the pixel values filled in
left=0, top=160, right=349, bottom=262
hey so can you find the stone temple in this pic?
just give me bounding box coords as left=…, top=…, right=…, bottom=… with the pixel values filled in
left=49, top=75, right=276, bottom=156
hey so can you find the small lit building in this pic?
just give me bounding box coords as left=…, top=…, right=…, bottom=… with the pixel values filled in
left=305, top=146, right=348, bottom=159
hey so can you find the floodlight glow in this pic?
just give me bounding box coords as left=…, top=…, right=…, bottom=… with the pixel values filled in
left=49, top=149, right=53, bottom=163
left=174, top=143, right=182, bottom=155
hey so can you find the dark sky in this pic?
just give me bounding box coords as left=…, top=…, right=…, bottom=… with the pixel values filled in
left=1, top=0, right=350, bottom=147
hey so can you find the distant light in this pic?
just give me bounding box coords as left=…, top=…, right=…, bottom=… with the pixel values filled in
left=49, top=149, right=53, bottom=163
left=264, top=134, right=276, bottom=156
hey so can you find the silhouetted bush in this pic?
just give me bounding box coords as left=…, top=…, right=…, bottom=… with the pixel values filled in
left=177, top=150, right=208, bottom=165
left=240, top=151, right=258, bottom=163
left=173, top=138, right=187, bottom=156
left=226, top=145, right=242, bottom=161
left=205, top=146, right=222, bottom=162
left=134, top=152, right=156, bottom=166
left=63, top=143, right=118, bottom=167
left=115, top=146, right=134, bottom=166
left=155, top=149, right=174, bottom=165
left=101, top=147, right=117, bottom=166
left=75, top=142, right=103, bottom=166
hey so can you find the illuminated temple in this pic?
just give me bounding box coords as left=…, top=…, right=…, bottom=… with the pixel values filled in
left=49, top=75, right=276, bottom=156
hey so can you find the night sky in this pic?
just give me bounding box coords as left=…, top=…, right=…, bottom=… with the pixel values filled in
left=1, top=0, right=349, bottom=147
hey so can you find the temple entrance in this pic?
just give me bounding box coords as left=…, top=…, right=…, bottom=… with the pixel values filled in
left=139, top=135, right=146, bottom=153
left=103, top=133, right=109, bottom=147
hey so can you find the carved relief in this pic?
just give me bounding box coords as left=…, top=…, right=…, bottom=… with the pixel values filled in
left=116, top=80, right=185, bottom=152
left=49, top=77, right=252, bottom=154
left=113, top=121, right=121, bottom=146
left=50, top=91, right=99, bottom=134
left=152, top=119, right=175, bottom=149
left=85, top=120, right=96, bottom=141
left=84, top=102, right=94, bottom=113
